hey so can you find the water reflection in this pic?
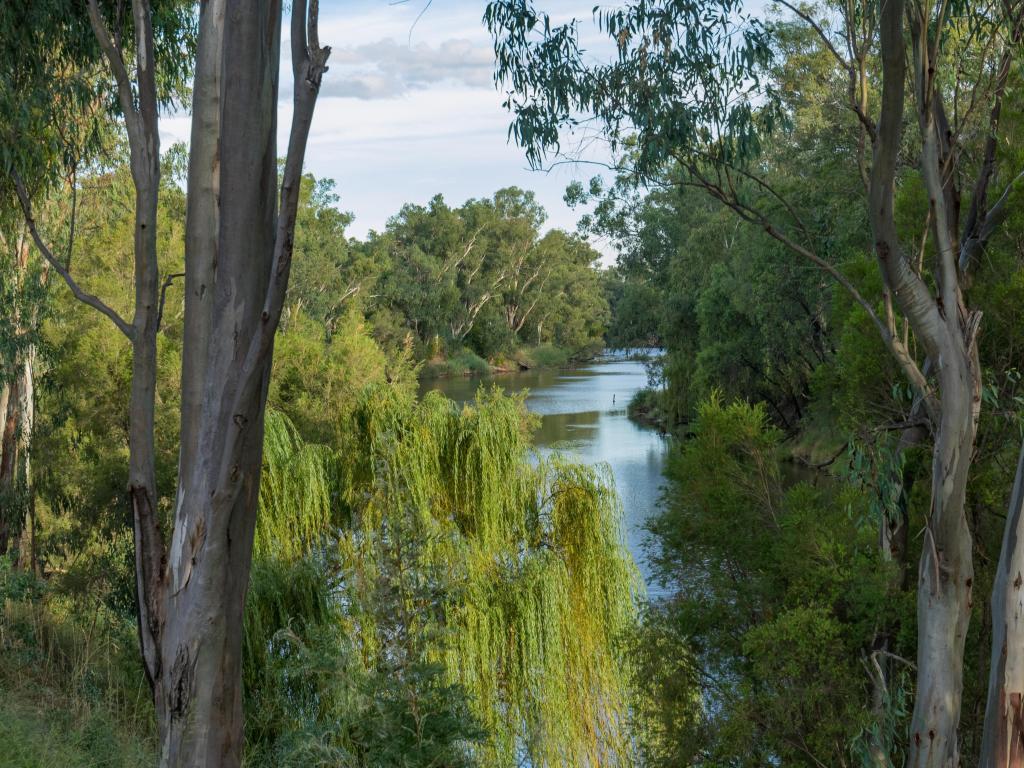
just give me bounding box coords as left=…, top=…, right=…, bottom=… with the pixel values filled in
left=421, top=360, right=669, bottom=595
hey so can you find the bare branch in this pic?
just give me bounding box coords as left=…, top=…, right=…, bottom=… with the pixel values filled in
left=959, top=169, right=1024, bottom=273
left=156, top=272, right=186, bottom=331
left=775, top=0, right=851, bottom=74
left=11, top=170, right=133, bottom=339
left=86, top=0, right=140, bottom=144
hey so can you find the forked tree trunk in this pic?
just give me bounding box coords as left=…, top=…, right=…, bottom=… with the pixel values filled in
left=870, top=1, right=984, bottom=763
left=156, top=2, right=279, bottom=761
left=979, top=441, right=1024, bottom=767
left=6, top=0, right=330, bottom=764
left=146, top=1, right=325, bottom=763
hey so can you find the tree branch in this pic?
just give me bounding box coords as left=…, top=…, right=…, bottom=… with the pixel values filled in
left=222, top=0, right=331, bottom=494
left=156, top=272, right=186, bottom=331
left=682, top=166, right=940, bottom=422
left=85, top=0, right=141, bottom=145
left=11, top=170, right=133, bottom=339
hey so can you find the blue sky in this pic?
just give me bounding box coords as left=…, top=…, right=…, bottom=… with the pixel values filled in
left=162, top=0, right=616, bottom=254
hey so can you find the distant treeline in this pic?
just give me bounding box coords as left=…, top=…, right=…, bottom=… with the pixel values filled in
left=290, top=179, right=609, bottom=367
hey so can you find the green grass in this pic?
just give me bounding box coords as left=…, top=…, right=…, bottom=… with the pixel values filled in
left=0, top=691, right=154, bottom=768
left=0, top=559, right=155, bottom=767
left=421, top=349, right=492, bottom=379
left=514, top=344, right=570, bottom=369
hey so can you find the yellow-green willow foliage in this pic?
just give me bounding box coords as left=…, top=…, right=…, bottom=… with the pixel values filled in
left=245, top=411, right=336, bottom=723
left=338, top=386, right=640, bottom=767
left=255, top=410, right=336, bottom=562
left=251, top=388, right=640, bottom=766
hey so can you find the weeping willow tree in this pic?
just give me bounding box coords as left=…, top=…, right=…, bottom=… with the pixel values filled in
left=248, top=387, right=640, bottom=767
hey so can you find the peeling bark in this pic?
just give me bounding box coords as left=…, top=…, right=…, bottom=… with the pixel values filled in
left=980, top=441, right=1024, bottom=768
left=12, top=0, right=329, bottom=764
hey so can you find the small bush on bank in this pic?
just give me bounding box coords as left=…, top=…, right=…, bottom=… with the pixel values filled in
left=421, top=349, right=492, bottom=379
left=627, top=388, right=662, bottom=422
left=515, top=344, right=570, bottom=369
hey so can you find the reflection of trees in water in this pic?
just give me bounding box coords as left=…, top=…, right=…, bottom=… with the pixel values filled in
left=536, top=410, right=600, bottom=445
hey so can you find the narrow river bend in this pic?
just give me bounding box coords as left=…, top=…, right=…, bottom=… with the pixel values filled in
left=421, top=358, right=669, bottom=595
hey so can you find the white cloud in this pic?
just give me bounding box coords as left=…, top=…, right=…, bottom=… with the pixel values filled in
left=162, top=0, right=619, bottom=263
left=317, top=37, right=495, bottom=99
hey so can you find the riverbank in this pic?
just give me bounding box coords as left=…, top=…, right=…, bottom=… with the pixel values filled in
left=626, top=388, right=671, bottom=432
left=420, top=345, right=662, bottom=381
left=420, top=344, right=586, bottom=380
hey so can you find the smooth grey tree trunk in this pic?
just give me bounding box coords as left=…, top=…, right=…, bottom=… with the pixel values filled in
left=11, top=0, right=329, bottom=764
left=0, top=353, right=33, bottom=555
left=0, top=235, right=37, bottom=559
left=870, top=2, right=984, bottom=764
left=908, top=361, right=978, bottom=767
left=157, top=2, right=280, bottom=762
left=979, top=441, right=1024, bottom=767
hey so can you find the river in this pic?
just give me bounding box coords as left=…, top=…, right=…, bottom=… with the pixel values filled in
left=421, top=358, right=669, bottom=595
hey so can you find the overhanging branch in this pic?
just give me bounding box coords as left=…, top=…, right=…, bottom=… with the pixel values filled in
left=11, top=169, right=133, bottom=339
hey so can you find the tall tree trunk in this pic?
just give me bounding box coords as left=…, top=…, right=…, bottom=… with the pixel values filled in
left=0, top=351, right=35, bottom=558
left=0, top=234, right=36, bottom=559
left=0, top=364, right=24, bottom=555
left=909, top=351, right=978, bottom=767
left=158, top=2, right=279, bottom=761
left=16, top=0, right=326, bottom=762
left=153, top=2, right=328, bottom=764
left=979, top=440, right=1024, bottom=767
left=870, top=1, right=983, bottom=763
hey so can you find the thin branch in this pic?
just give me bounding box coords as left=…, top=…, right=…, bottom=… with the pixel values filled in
left=775, top=0, right=851, bottom=74
left=85, top=0, right=140, bottom=145
left=156, top=272, right=186, bottom=331
left=11, top=170, right=133, bottom=339
left=960, top=169, right=1024, bottom=273
left=66, top=165, right=78, bottom=269
left=690, top=174, right=939, bottom=421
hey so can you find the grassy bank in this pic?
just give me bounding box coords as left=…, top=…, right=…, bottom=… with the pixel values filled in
left=419, top=344, right=581, bottom=380
left=0, top=561, right=154, bottom=767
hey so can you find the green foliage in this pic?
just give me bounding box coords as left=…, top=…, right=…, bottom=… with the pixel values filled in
left=0, top=556, right=155, bottom=766
left=270, top=308, right=418, bottom=445
left=243, top=389, right=639, bottom=767
left=636, top=396, right=898, bottom=766
left=0, top=700, right=152, bottom=768
left=604, top=276, right=662, bottom=348
left=341, top=387, right=639, bottom=766
left=364, top=188, right=608, bottom=363
left=486, top=0, right=778, bottom=175
left=421, top=348, right=492, bottom=380
left=514, top=342, right=570, bottom=369
left=0, top=0, right=195, bottom=219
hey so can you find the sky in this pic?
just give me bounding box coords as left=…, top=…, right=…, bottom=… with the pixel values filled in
left=160, top=0, right=617, bottom=255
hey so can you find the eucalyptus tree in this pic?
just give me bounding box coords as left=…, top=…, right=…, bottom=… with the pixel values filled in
left=371, top=188, right=595, bottom=353
left=486, top=0, right=1024, bottom=764
left=3, top=0, right=330, bottom=764
left=0, top=0, right=131, bottom=563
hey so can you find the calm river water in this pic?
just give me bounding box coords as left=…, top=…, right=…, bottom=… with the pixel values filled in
left=421, top=359, right=669, bottom=595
